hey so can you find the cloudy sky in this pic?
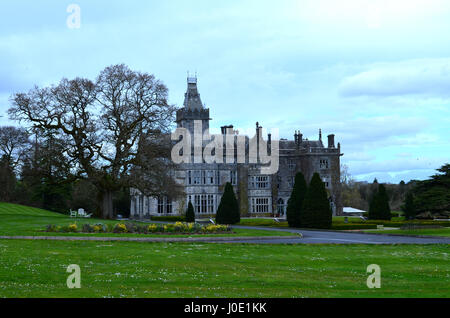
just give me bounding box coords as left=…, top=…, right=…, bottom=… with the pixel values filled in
left=1, top=0, right=449, bottom=183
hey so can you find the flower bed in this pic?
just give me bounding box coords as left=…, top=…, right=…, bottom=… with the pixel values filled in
left=45, top=222, right=232, bottom=235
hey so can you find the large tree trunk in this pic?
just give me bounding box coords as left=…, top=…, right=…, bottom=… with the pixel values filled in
left=101, top=190, right=114, bottom=219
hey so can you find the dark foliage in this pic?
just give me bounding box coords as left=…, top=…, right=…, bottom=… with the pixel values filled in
left=410, top=164, right=450, bottom=217
left=286, top=172, right=307, bottom=227
left=300, top=173, right=332, bottom=229
left=113, top=187, right=131, bottom=217
left=186, top=201, right=195, bottom=222
left=368, top=183, right=391, bottom=220
left=402, top=192, right=416, bottom=220
left=0, top=157, right=17, bottom=202
left=216, top=182, right=240, bottom=225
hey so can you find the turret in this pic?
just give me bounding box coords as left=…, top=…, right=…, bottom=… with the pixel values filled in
left=184, top=75, right=203, bottom=110
left=176, top=75, right=211, bottom=133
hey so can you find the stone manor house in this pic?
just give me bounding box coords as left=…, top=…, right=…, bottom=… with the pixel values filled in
left=130, top=76, right=343, bottom=218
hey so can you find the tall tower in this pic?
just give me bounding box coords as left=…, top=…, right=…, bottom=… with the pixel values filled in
left=176, top=75, right=211, bottom=134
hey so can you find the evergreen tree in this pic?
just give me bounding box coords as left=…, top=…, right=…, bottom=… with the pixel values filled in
left=368, top=190, right=379, bottom=220
left=185, top=201, right=195, bottom=222
left=377, top=184, right=391, bottom=220
left=216, top=182, right=240, bottom=224
left=286, top=172, right=307, bottom=227
left=402, top=192, right=416, bottom=220
left=368, top=183, right=391, bottom=220
left=300, top=173, right=332, bottom=229
left=411, top=164, right=450, bottom=216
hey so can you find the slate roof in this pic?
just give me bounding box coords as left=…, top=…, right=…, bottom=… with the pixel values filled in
left=183, top=77, right=203, bottom=110
left=278, top=139, right=324, bottom=149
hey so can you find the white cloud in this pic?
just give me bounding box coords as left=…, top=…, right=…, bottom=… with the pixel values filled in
left=344, top=152, right=376, bottom=161
left=354, top=169, right=437, bottom=183
left=275, top=115, right=429, bottom=148
left=339, top=58, right=450, bottom=97
left=349, top=156, right=445, bottom=176
left=1, top=0, right=450, bottom=184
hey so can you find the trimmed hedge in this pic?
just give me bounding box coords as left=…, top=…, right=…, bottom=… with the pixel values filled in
left=150, top=216, right=186, bottom=222
left=331, top=224, right=377, bottom=230
left=238, top=218, right=289, bottom=227
left=366, top=220, right=450, bottom=227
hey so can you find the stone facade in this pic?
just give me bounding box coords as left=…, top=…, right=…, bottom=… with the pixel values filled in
left=130, top=76, right=343, bottom=219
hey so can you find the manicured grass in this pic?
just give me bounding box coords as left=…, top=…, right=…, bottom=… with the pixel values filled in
left=238, top=216, right=450, bottom=230
left=0, top=202, right=292, bottom=238
left=238, top=216, right=387, bottom=227
left=0, top=202, right=448, bottom=298
left=0, top=240, right=448, bottom=298
left=332, top=216, right=406, bottom=223
left=364, top=228, right=450, bottom=237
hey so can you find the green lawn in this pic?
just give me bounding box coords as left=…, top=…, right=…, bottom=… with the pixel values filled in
left=238, top=216, right=450, bottom=231
left=238, top=216, right=400, bottom=227
left=0, top=240, right=448, bottom=297
left=1, top=202, right=449, bottom=298
left=365, top=228, right=450, bottom=237
left=0, top=202, right=292, bottom=238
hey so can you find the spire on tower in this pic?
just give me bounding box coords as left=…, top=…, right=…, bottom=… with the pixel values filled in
left=184, top=72, right=203, bottom=110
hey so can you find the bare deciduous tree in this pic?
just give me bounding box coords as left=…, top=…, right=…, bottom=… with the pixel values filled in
left=9, top=64, right=183, bottom=218
left=0, top=126, right=29, bottom=168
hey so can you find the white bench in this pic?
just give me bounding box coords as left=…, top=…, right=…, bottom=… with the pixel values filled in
left=69, top=209, right=92, bottom=218
left=78, top=208, right=92, bottom=218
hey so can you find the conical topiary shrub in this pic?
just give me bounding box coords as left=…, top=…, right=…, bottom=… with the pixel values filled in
left=300, top=173, right=332, bottom=229
left=185, top=201, right=195, bottom=222
left=286, top=172, right=307, bottom=227
left=216, top=182, right=240, bottom=224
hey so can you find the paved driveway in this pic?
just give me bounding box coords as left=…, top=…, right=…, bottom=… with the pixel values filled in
left=227, top=225, right=450, bottom=244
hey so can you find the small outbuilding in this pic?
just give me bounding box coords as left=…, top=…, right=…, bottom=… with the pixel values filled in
left=342, top=207, right=366, bottom=216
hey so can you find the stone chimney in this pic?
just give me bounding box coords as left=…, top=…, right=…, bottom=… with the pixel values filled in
left=327, top=134, right=335, bottom=148
left=221, top=125, right=233, bottom=134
